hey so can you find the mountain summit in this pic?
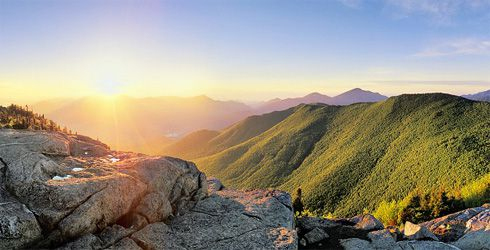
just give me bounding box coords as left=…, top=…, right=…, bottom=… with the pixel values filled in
left=329, top=88, right=387, bottom=105
left=256, top=88, right=387, bottom=114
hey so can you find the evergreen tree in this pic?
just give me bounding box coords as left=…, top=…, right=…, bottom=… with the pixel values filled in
left=293, top=187, right=304, bottom=213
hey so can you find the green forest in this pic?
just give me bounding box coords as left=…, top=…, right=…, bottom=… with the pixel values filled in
left=193, top=94, right=490, bottom=223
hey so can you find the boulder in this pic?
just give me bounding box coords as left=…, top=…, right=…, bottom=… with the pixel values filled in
left=367, top=229, right=397, bottom=249
left=207, top=176, right=224, bottom=193
left=349, top=214, right=384, bottom=231
left=465, top=209, right=490, bottom=232
left=404, top=221, right=439, bottom=241
left=296, top=216, right=339, bottom=233
left=0, top=201, right=42, bottom=249
left=451, top=229, right=490, bottom=250
left=340, top=238, right=373, bottom=250
left=304, top=227, right=329, bottom=244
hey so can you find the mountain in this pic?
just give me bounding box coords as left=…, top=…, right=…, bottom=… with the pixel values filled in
left=195, top=93, right=490, bottom=217
left=160, top=108, right=296, bottom=159
left=255, top=88, right=387, bottom=114
left=31, top=95, right=252, bottom=154
left=257, top=92, right=331, bottom=114
left=462, top=89, right=490, bottom=102
left=329, top=88, right=387, bottom=105
left=28, top=97, right=75, bottom=114
left=160, top=130, right=220, bottom=158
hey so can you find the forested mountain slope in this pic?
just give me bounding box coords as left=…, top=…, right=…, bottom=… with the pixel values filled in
left=161, top=108, right=295, bottom=159
left=196, top=94, right=490, bottom=216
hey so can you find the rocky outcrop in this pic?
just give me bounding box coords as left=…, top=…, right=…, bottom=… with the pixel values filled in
left=0, top=129, right=297, bottom=249
left=419, top=206, right=488, bottom=242
left=0, top=129, right=206, bottom=249
left=297, top=205, right=490, bottom=249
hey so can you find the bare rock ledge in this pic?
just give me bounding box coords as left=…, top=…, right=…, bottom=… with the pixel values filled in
left=0, top=129, right=296, bottom=249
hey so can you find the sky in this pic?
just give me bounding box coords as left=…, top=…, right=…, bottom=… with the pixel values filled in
left=1, top=0, right=490, bottom=104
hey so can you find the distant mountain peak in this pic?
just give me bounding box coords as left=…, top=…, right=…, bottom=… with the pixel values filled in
left=462, top=89, right=490, bottom=102
left=256, top=88, right=387, bottom=114
left=330, top=88, right=387, bottom=105
left=343, top=88, right=378, bottom=94
left=304, top=92, right=330, bottom=98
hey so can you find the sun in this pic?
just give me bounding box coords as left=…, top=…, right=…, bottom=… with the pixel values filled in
left=97, top=81, right=123, bottom=96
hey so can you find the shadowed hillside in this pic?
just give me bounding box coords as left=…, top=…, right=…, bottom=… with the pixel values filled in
left=196, top=94, right=490, bottom=217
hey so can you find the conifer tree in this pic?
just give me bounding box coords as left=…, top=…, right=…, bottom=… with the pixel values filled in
left=293, top=187, right=304, bottom=214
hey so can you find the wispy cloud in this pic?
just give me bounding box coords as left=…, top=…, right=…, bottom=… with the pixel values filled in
left=415, top=38, right=490, bottom=57
left=337, top=0, right=490, bottom=25
left=336, top=0, right=363, bottom=9
left=386, top=0, right=462, bottom=24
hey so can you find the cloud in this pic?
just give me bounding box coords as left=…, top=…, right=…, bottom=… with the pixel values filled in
left=386, top=0, right=461, bottom=24
left=337, top=0, right=490, bottom=25
left=415, top=38, right=490, bottom=57
left=336, top=0, right=363, bottom=9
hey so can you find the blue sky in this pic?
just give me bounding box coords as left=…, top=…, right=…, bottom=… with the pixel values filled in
left=0, top=0, right=489, bottom=103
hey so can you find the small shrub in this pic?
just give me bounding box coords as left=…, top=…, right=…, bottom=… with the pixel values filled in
left=373, top=200, right=401, bottom=226
left=461, top=173, right=490, bottom=207
left=398, top=189, right=464, bottom=224
left=374, top=188, right=466, bottom=226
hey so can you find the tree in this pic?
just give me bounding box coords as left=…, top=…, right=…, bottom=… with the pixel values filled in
left=293, top=187, right=304, bottom=214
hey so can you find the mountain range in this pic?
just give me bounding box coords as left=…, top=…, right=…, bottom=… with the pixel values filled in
left=32, top=95, right=251, bottom=153
left=255, top=88, right=387, bottom=114
left=462, top=89, right=490, bottom=102
left=31, top=88, right=390, bottom=153
left=161, top=93, right=490, bottom=217
left=30, top=88, right=488, bottom=154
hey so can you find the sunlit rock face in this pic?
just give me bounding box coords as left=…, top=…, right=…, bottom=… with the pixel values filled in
left=0, top=129, right=297, bottom=250
left=0, top=129, right=207, bottom=249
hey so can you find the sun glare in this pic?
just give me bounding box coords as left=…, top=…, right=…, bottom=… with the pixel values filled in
left=97, top=81, right=123, bottom=96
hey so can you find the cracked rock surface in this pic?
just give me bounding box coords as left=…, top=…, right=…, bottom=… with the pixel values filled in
left=0, top=129, right=207, bottom=249
left=0, top=129, right=297, bottom=250
left=130, top=189, right=297, bottom=250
